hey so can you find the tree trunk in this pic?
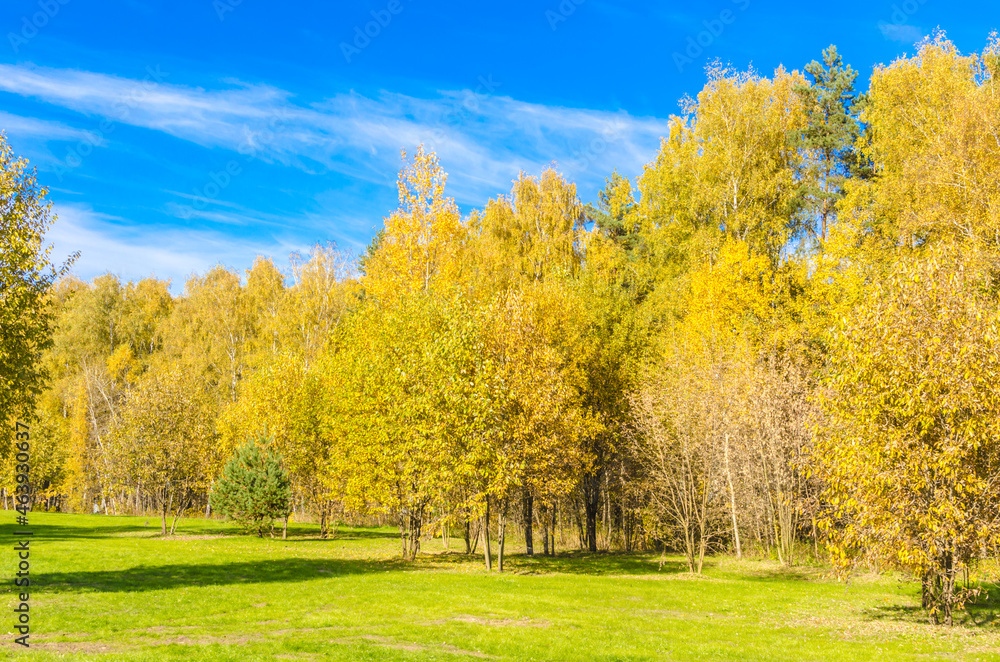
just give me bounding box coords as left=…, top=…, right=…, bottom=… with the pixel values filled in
left=464, top=519, right=472, bottom=554
left=408, top=506, right=423, bottom=560
left=583, top=474, right=600, bottom=552
left=498, top=499, right=508, bottom=573
left=282, top=514, right=288, bottom=540
left=551, top=501, right=558, bottom=555
left=603, top=471, right=611, bottom=550
left=169, top=492, right=188, bottom=535
left=523, top=490, right=534, bottom=556
left=399, top=509, right=408, bottom=558
left=696, top=509, right=708, bottom=575
left=541, top=502, right=550, bottom=556
left=482, top=498, right=492, bottom=572
left=942, top=550, right=955, bottom=626
left=161, top=491, right=171, bottom=535
left=724, top=432, right=742, bottom=559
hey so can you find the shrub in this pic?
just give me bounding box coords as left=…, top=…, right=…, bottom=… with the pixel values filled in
left=211, top=439, right=292, bottom=537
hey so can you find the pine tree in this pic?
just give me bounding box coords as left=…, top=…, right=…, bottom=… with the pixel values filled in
left=211, top=438, right=292, bottom=537
left=587, top=171, right=642, bottom=256
left=794, top=45, right=861, bottom=242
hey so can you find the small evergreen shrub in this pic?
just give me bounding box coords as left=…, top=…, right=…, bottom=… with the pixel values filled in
left=211, top=438, right=292, bottom=537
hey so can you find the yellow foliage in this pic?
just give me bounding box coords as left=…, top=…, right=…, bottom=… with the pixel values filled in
left=363, top=146, right=466, bottom=300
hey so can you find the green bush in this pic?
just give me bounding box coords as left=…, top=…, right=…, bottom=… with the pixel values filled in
left=211, top=438, right=292, bottom=537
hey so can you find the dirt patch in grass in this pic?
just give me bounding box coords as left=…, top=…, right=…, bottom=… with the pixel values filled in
left=595, top=572, right=728, bottom=582
left=357, top=634, right=496, bottom=658
left=422, top=614, right=549, bottom=628
left=149, top=634, right=258, bottom=646
left=778, top=608, right=1000, bottom=656
left=110, top=531, right=235, bottom=540
left=642, top=609, right=735, bottom=621
left=123, top=629, right=498, bottom=659
left=31, top=641, right=124, bottom=654
left=137, top=625, right=201, bottom=634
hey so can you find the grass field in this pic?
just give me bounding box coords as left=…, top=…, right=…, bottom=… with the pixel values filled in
left=1, top=512, right=999, bottom=661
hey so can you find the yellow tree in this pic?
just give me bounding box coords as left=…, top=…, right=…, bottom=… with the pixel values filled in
left=319, top=292, right=472, bottom=559
left=637, top=64, right=809, bottom=325
left=278, top=244, right=356, bottom=368
left=477, top=288, right=593, bottom=569
left=696, top=65, right=808, bottom=261
left=633, top=62, right=822, bottom=562
left=362, top=146, right=466, bottom=301
left=812, top=245, right=1000, bottom=625
left=160, top=265, right=255, bottom=404
left=1, top=134, right=76, bottom=510
left=477, top=168, right=585, bottom=288
left=823, top=33, right=1000, bottom=332
left=44, top=275, right=173, bottom=513
left=0, top=135, right=75, bottom=428
left=218, top=358, right=329, bottom=536
left=352, top=147, right=500, bottom=559
left=107, top=366, right=220, bottom=534
left=472, top=168, right=639, bottom=556
left=839, top=33, right=1000, bottom=256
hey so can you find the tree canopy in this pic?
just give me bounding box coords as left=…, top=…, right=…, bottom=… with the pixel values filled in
left=7, top=33, right=1000, bottom=625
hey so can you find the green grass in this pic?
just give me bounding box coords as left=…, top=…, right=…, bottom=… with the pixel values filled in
left=2, top=512, right=999, bottom=661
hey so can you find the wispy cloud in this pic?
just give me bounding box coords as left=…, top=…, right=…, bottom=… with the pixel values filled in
left=0, top=111, right=105, bottom=165
left=46, top=204, right=305, bottom=292
left=0, top=111, right=97, bottom=143
left=0, top=63, right=671, bottom=205
left=878, top=23, right=924, bottom=44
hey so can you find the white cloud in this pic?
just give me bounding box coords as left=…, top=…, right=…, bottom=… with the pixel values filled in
left=0, top=111, right=99, bottom=143
left=0, top=63, right=672, bottom=204
left=878, top=23, right=924, bottom=44
left=0, top=64, right=285, bottom=149
left=46, top=204, right=303, bottom=292
left=7, top=64, right=675, bottom=283
left=0, top=111, right=106, bottom=167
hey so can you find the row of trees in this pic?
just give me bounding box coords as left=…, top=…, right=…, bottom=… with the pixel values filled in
left=2, top=33, right=999, bottom=624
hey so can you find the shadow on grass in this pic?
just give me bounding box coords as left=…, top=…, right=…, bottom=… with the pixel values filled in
left=0, top=517, right=398, bottom=543
left=965, top=584, right=1000, bottom=626
left=863, top=582, right=1000, bottom=628
left=734, top=566, right=820, bottom=583
left=424, top=550, right=691, bottom=576
left=37, top=551, right=688, bottom=595
left=292, top=529, right=400, bottom=542
left=39, top=557, right=415, bottom=594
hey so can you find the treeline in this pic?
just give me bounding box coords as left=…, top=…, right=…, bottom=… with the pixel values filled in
left=3, top=34, right=1000, bottom=624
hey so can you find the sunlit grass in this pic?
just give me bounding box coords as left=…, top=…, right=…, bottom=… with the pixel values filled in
left=1, top=512, right=998, bottom=660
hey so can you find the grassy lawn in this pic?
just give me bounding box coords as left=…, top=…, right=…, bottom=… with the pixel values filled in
left=1, top=512, right=998, bottom=661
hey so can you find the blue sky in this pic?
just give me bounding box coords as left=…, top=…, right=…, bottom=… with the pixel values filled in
left=1, top=0, right=996, bottom=291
